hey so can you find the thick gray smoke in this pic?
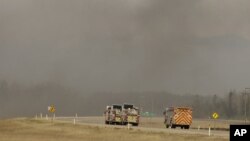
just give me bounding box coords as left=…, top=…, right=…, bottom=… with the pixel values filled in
left=1, top=0, right=250, bottom=95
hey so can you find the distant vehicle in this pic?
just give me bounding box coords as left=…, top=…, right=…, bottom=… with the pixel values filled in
left=122, top=103, right=140, bottom=126
left=163, top=107, right=192, bottom=129
left=104, top=103, right=140, bottom=126
left=104, top=104, right=123, bottom=125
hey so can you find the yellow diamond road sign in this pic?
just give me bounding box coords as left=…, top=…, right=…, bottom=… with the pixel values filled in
left=48, top=105, right=56, bottom=113
left=212, top=112, right=219, bottom=119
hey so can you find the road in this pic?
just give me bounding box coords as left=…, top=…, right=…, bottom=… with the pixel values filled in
left=53, top=116, right=229, bottom=138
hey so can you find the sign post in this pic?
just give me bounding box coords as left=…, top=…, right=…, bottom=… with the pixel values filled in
left=208, top=117, right=211, bottom=136
left=48, top=105, right=56, bottom=123
left=212, top=112, right=219, bottom=131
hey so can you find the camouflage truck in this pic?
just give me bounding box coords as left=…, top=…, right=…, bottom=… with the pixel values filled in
left=163, top=107, right=192, bottom=129
left=104, top=104, right=123, bottom=125
left=122, top=103, right=140, bottom=126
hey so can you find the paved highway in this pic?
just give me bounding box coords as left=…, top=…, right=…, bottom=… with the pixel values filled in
left=53, top=116, right=229, bottom=138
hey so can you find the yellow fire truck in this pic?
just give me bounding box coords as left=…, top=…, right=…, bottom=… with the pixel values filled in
left=122, top=103, right=140, bottom=126
left=104, top=104, right=123, bottom=125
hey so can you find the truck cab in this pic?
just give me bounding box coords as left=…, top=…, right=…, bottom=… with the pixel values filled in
left=104, top=104, right=123, bottom=125
left=163, top=107, right=192, bottom=129
left=123, top=103, right=140, bottom=126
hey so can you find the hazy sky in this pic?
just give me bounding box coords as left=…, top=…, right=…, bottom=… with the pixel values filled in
left=1, top=0, right=250, bottom=95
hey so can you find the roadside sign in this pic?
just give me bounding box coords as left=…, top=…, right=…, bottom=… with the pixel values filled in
left=212, top=112, right=219, bottom=119
left=48, top=105, right=56, bottom=113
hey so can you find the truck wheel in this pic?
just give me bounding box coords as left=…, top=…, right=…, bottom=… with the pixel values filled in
left=166, top=124, right=169, bottom=128
left=185, top=125, right=190, bottom=129
left=105, top=121, right=109, bottom=124
left=133, top=123, right=139, bottom=126
left=171, top=125, right=176, bottom=129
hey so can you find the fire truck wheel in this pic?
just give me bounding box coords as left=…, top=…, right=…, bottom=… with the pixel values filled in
left=133, top=123, right=139, bottom=126
left=171, top=125, right=176, bottom=129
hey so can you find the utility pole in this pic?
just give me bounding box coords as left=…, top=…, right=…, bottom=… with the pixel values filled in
left=244, top=88, right=250, bottom=124
left=150, top=96, right=154, bottom=124
left=151, top=95, right=154, bottom=117
left=140, top=94, right=144, bottom=114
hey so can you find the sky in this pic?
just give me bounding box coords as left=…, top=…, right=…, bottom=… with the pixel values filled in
left=1, top=0, right=250, bottom=95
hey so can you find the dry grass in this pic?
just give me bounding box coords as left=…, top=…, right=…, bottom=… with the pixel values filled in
left=139, top=117, right=244, bottom=130
left=0, top=118, right=228, bottom=141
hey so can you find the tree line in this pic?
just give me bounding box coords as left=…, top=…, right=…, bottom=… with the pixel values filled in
left=1, top=80, right=250, bottom=119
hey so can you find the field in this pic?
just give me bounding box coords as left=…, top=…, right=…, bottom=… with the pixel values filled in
left=0, top=118, right=228, bottom=141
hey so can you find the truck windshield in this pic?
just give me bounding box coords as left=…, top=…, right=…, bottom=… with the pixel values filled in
left=166, top=111, right=174, bottom=116
left=113, top=105, right=122, bottom=110
left=123, top=104, right=133, bottom=109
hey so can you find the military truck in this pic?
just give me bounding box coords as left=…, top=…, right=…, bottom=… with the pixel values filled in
left=122, top=103, right=140, bottom=126
left=163, top=107, right=192, bottom=129
left=104, top=104, right=123, bottom=125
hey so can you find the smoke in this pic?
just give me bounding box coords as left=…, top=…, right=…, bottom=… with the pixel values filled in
left=1, top=0, right=250, bottom=95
